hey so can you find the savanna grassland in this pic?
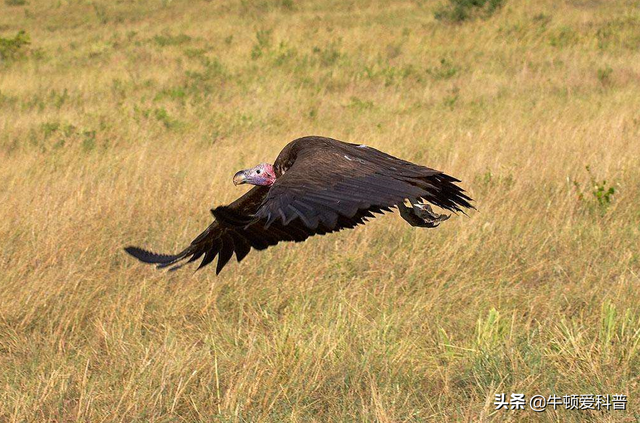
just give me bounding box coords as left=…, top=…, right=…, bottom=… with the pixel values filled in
left=1, top=0, right=640, bottom=421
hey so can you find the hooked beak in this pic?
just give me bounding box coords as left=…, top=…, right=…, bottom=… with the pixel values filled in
left=233, top=170, right=247, bottom=186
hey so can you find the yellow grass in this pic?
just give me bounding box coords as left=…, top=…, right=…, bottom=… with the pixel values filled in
left=1, top=0, right=639, bottom=421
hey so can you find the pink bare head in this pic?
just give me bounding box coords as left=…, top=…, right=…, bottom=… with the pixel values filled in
left=232, top=163, right=276, bottom=187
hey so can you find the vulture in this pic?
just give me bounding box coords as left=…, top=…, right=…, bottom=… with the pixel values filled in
left=124, top=136, right=473, bottom=274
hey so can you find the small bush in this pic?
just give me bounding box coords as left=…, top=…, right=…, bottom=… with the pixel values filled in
left=272, top=41, right=297, bottom=66
left=153, top=33, right=191, bottom=47
left=0, top=30, right=30, bottom=62
left=0, top=90, right=17, bottom=107
left=184, top=57, right=228, bottom=97
left=347, top=96, right=374, bottom=111
left=81, top=130, right=97, bottom=152
left=5, top=0, right=27, bottom=6
left=251, top=29, right=272, bottom=60
left=549, top=26, right=577, bottom=47
left=154, top=86, right=187, bottom=103
left=427, top=58, right=459, bottom=80
left=41, top=122, right=61, bottom=139
left=92, top=3, right=109, bottom=25
left=434, top=0, right=505, bottom=23
left=280, top=0, right=294, bottom=11
left=154, top=107, right=182, bottom=129
left=597, top=66, right=613, bottom=86
left=443, top=87, right=460, bottom=109
left=312, top=43, right=341, bottom=66
left=474, top=168, right=514, bottom=192
left=573, top=165, right=616, bottom=213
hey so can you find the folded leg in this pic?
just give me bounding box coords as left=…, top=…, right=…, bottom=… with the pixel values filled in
left=398, top=201, right=450, bottom=228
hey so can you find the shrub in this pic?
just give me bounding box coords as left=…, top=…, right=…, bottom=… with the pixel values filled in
left=312, top=43, right=341, bottom=66
left=573, top=165, right=616, bottom=213
left=597, top=66, right=613, bottom=86
left=251, top=29, right=272, bottom=60
left=0, top=30, right=30, bottom=62
left=549, top=26, right=578, bottom=47
left=434, top=0, right=505, bottom=23
left=347, top=96, right=374, bottom=111
left=427, top=58, right=459, bottom=80
left=153, top=33, right=191, bottom=47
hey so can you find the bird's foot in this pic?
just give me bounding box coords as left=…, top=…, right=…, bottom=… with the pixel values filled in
left=398, top=201, right=450, bottom=228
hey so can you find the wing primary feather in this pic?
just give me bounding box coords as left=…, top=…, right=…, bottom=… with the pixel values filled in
left=229, top=230, right=251, bottom=262
left=124, top=246, right=184, bottom=265
left=211, top=206, right=255, bottom=227
left=216, top=234, right=235, bottom=275
left=196, top=249, right=216, bottom=271
left=196, top=239, right=222, bottom=271
left=278, top=208, right=288, bottom=225
left=287, top=204, right=311, bottom=227
left=186, top=250, right=205, bottom=264
left=264, top=212, right=277, bottom=229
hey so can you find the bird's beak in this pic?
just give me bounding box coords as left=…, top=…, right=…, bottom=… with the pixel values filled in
left=233, top=170, right=247, bottom=185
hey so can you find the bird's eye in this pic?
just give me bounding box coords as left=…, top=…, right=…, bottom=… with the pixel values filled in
left=256, top=169, right=261, bottom=174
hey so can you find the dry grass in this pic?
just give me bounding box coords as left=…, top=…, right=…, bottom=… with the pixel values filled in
left=1, top=0, right=639, bottom=421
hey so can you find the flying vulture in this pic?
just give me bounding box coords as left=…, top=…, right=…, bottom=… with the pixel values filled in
left=124, top=136, right=473, bottom=274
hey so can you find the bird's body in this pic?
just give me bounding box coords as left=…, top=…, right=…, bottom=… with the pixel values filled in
left=125, top=136, right=473, bottom=274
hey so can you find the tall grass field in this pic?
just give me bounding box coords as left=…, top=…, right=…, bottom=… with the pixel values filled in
left=1, top=0, right=639, bottom=421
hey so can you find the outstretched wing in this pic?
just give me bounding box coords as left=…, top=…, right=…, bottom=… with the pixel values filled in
left=125, top=186, right=266, bottom=274
left=124, top=185, right=378, bottom=274
left=255, top=138, right=472, bottom=230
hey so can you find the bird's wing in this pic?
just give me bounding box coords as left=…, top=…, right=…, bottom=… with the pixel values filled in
left=124, top=184, right=375, bottom=274
left=254, top=140, right=473, bottom=230
left=125, top=186, right=263, bottom=274
left=124, top=209, right=375, bottom=274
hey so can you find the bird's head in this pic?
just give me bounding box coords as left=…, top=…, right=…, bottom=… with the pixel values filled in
left=233, top=163, right=276, bottom=187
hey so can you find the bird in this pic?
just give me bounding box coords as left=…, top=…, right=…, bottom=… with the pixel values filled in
left=124, top=136, right=473, bottom=274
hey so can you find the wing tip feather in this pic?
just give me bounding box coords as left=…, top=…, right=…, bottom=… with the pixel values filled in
left=124, top=246, right=181, bottom=265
